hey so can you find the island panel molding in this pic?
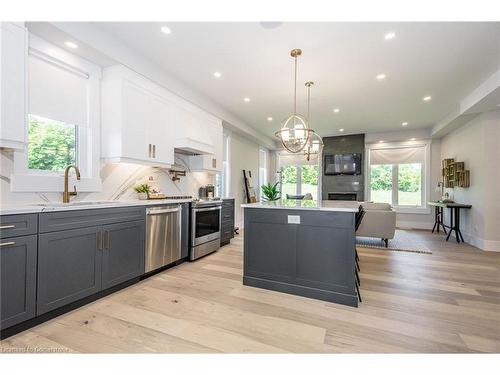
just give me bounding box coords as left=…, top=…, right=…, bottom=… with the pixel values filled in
left=243, top=206, right=358, bottom=307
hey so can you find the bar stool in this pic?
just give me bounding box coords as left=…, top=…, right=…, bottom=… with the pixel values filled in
left=354, top=206, right=365, bottom=303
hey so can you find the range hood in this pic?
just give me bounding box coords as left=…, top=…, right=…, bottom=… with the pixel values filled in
left=174, top=137, right=214, bottom=155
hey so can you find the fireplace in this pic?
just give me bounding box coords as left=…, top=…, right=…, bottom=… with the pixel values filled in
left=328, top=192, right=358, bottom=201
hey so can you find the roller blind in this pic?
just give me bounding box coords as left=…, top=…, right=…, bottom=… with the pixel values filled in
left=28, top=54, right=88, bottom=127
left=370, top=146, right=425, bottom=165
left=278, top=152, right=318, bottom=168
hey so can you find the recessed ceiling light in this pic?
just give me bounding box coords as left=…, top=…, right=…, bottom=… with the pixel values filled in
left=423, top=96, right=432, bottom=102
left=213, top=72, right=221, bottom=78
left=161, top=26, right=172, bottom=35
left=384, top=32, right=396, bottom=40
left=65, top=41, right=78, bottom=49
left=402, top=122, right=408, bottom=126
left=339, top=128, right=344, bottom=132
left=333, top=108, right=340, bottom=113
left=410, top=138, right=416, bottom=141
left=267, top=117, right=273, bottom=122
left=243, top=97, right=251, bottom=103
left=376, top=73, right=386, bottom=80
left=379, top=140, right=384, bottom=143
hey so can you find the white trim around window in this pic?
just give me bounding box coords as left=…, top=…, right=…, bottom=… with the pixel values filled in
left=365, top=140, right=432, bottom=214
left=11, top=34, right=102, bottom=192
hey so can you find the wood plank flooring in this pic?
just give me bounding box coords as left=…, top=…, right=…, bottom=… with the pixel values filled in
left=1, top=230, right=499, bottom=353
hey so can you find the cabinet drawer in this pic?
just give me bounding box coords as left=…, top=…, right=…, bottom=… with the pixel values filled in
left=221, top=226, right=234, bottom=240
left=39, top=206, right=146, bottom=233
left=0, top=214, right=38, bottom=239
left=222, top=212, right=233, bottom=221
left=221, top=218, right=234, bottom=229
left=222, top=200, right=234, bottom=208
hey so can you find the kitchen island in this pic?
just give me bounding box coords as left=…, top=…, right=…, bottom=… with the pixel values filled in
left=241, top=200, right=361, bottom=307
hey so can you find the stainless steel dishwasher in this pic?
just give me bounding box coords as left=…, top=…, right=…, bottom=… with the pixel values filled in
left=145, top=205, right=181, bottom=273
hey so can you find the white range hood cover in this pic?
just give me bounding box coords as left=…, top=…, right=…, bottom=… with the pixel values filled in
left=174, top=137, right=214, bottom=155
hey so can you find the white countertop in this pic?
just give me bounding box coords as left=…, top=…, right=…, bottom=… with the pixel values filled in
left=241, top=200, right=360, bottom=212
left=0, top=198, right=193, bottom=215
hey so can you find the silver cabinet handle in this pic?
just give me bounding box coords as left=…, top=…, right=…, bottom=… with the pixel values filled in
left=96, top=231, right=102, bottom=250
left=104, top=230, right=110, bottom=250
left=0, top=225, right=15, bottom=229
left=148, top=144, right=152, bottom=158
left=0, top=241, right=16, bottom=247
left=152, top=144, right=156, bottom=158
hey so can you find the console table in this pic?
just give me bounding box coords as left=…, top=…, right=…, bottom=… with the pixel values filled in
left=428, top=202, right=472, bottom=243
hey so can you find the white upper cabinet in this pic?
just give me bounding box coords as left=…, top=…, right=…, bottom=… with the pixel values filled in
left=101, top=65, right=175, bottom=167
left=101, top=65, right=223, bottom=172
left=0, top=22, right=27, bottom=150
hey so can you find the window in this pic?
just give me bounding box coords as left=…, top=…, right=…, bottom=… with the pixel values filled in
left=220, top=132, right=231, bottom=197
left=278, top=153, right=320, bottom=200
left=11, top=35, right=102, bottom=192
left=27, top=49, right=89, bottom=175
left=259, top=148, right=268, bottom=190
left=27, top=115, right=77, bottom=172
left=368, top=143, right=429, bottom=210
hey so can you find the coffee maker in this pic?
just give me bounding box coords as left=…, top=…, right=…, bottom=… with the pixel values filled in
left=198, top=184, right=215, bottom=199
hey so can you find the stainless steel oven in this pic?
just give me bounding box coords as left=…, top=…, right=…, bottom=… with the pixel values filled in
left=190, top=200, right=222, bottom=260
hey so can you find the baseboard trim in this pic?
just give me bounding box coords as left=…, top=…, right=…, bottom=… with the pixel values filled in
left=396, top=220, right=432, bottom=230
left=461, top=233, right=500, bottom=252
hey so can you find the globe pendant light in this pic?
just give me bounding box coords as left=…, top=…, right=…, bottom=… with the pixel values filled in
left=303, top=81, right=323, bottom=161
left=275, top=49, right=310, bottom=153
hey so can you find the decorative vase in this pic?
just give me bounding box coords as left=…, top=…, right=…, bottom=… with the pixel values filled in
left=137, top=192, right=148, bottom=200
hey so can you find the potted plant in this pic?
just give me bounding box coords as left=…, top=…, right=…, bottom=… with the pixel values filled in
left=261, top=182, right=281, bottom=201
left=133, top=183, right=151, bottom=200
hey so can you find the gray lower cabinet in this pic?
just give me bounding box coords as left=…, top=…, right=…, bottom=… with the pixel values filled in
left=101, top=220, right=145, bottom=289
left=37, top=209, right=146, bottom=315
left=0, top=234, right=37, bottom=329
left=221, top=198, right=235, bottom=246
left=37, top=226, right=103, bottom=315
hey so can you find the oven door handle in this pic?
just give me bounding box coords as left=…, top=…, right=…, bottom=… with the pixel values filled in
left=194, top=206, right=221, bottom=212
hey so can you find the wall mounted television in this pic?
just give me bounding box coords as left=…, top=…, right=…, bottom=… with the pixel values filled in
left=324, top=153, right=362, bottom=175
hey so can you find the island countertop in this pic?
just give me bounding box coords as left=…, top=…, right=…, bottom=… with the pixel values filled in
left=241, top=199, right=360, bottom=212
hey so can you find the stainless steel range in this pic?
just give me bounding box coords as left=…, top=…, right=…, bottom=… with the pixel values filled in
left=190, top=198, right=222, bottom=260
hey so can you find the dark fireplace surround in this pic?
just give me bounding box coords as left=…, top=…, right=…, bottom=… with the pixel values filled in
left=328, top=192, right=358, bottom=201
left=322, top=134, right=365, bottom=202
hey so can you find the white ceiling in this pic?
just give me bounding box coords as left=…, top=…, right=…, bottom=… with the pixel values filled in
left=93, top=22, right=498, bottom=137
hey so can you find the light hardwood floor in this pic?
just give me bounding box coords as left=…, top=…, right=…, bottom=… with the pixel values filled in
left=1, top=230, right=499, bottom=353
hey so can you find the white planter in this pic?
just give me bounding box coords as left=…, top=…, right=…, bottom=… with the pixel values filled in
left=137, top=192, right=148, bottom=200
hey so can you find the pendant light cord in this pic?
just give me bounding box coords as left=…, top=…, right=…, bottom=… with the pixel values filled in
left=307, top=84, right=311, bottom=120
left=294, top=55, right=297, bottom=114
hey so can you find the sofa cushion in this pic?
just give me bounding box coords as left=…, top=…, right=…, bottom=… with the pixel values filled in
left=361, top=202, right=393, bottom=211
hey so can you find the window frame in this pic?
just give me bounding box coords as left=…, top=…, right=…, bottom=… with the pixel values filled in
left=366, top=140, right=431, bottom=214
left=11, top=34, right=102, bottom=192
left=220, top=130, right=231, bottom=198
left=258, top=148, right=268, bottom=198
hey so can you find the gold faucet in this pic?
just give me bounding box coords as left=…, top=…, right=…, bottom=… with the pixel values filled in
left=63, top=165, right=81, bottom=203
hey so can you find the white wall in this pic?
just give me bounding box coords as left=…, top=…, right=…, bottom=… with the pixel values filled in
left=439, top=109, right=500, bottom=251
left=228, top=132, right=260, bottom=228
